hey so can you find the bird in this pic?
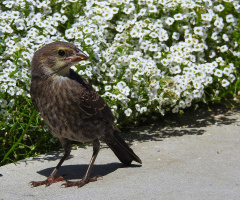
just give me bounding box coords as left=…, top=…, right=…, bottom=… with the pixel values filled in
left=30, top=41, right=142, bottom=187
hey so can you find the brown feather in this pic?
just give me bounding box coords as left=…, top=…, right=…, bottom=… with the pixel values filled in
left=30, top=41, right=141, bottom=174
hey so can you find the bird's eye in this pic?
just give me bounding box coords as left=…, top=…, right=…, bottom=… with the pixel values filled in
left=58, top=49, right=65, bottom=56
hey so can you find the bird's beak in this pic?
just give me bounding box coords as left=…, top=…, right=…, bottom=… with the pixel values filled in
left=66, top=50, right=89, bottom=63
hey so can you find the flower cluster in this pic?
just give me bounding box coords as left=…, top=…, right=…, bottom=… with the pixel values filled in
left=0, top=0, right=240, bottom=125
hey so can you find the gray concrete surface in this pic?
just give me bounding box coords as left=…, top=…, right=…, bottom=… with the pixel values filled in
left=0, top=105, right=240, bottom=200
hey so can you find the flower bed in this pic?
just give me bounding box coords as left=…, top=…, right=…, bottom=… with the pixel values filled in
left=0, top=0, right=239, bottom=164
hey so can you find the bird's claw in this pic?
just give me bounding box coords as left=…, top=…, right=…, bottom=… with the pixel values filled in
left=30, top=175, right=64, bottom=187
left=62, top=175, right=102, bottom=188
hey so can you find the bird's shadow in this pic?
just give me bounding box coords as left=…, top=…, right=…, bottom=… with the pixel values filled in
left=37, top=163, right=140, bottom=180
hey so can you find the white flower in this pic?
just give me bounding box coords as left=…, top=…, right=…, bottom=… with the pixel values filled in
left=7, top=87, right=15, bottom=96
left=216, top=57, right=224, bottom=63
left=116, top=25, right=124, bottom=32
left=0, top=84, right=8, bottom=92
left=83, top=27, right=92, bottom=34
left=138, top=8, right=146, bottom=16
left=174, top=13, right=183, bottom=21
left=205, top=76, right=213, bottom=85
left=60, top=15, right=68, bottom=23
left=140, top=41, right=149, bottom=51
left=120, top=87, right=130, bottom=96
left=153, top=52, right=162, bottom=59
left=84, top=38, right=93, bottom=45
left=179, top=100, right=186, bottom=109
left=223, top=67, right=232, bottom=76
left=130, top=29, right=139, bottom=38
left=149, top=44, right=158, bottom=51
left=193, top=80, right=203, bottom=89
left=124, top=108, right=132, bottom=117
left=105, top=85, right=112, bottom=91
left=226, top=14, right=235, bottom=23
left=172, top=32, right=180, bottom=40
left=6, top=40, right=15, bottom=47
left=102, top=12, right=113, bottom=20
left=0, top=109, right=8, bottom=116
left=65, top=29, right=74, bottom=39
left=16, top=19, right=25, bottom=30
left=194, top=26, right=204, bottom=36
left=3, top=0, right=14, bottom=8
left=221, top=79, right=230, bottom=87
left=140, top=107, right=147, bottom=113
left=35, top=35, right=47, bottom=43
left=158, top=33, right=169, bottom=41
left=214, top=4, right=225, bottom=12
left=22, top=51, right=31, bottom=60
left=75, top=32, right=83, bottom=39
left=214, top=17, right=224, bottom=29
left=149, top=32, right=158, bottom=38
left=190, top=55, right=196, bottom=62
left=165, top=17, right=175, bottom=25
left=148, top=23, right=156, bottom=30
left=233, top=1, right=240, bottom=10
left=222, top=34, right=229, bottom=41
left=170, top=65, right=181, bottom=74
left=193, top=89, right=202, bottom=98
left=131, top=91, right=138, bottom=99
left=201, top=13, right=213, bottom=21
left=85, top=70, right=92, bottom=77
left=211, top=61, right=218, bottom=68
left=228, top=74, right=236, bottom=83
left=149, top=5, right=157, bottom=13
left=95, top=7, right=102, bottom=14
left=135, top=104, right=140, bottom=111
left=172, top=106, right=179, bottom=113
left=161, top=58, right=169, bottom=66
left=123, top=7, right=132, bottom=15
left=209, top=50, right=216, bottom=58
left=220, top=45, right=228, bottom=52
left=129, top=61, right=138, bottom=69
left=117, top=81, right=127, bottom=89
left=214, top=69, right=223, bottom=77
left=0, top=99, right=8, bottom=107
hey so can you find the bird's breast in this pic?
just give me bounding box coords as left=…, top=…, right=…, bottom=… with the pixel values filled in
left=32, top=76, right=108, bottom=142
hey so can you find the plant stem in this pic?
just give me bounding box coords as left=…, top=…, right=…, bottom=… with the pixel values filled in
left=1, top=109, right=38, bottom=164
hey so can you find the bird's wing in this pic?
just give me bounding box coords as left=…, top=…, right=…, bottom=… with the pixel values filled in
left=69, top=69, right=115, bottom=123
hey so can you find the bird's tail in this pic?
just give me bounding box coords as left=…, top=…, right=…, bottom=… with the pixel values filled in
left=103, top=132, right=142, bottom=165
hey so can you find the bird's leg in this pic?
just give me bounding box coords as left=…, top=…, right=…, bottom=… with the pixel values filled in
left=63, top=139, right=102, bottom=187
left=30, top=138, right=71, bottom=187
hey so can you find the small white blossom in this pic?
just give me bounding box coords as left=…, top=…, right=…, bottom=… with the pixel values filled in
left=124, top=108, right=132, bottom=117
left=214, top=4, right=225, bottom=12
left=84, top=38, right=93, bottom=45
left=214, top=69, right=223, bottom=77
left=174, top=13, right=183, bottom=21
left=222, top=34, right=229, bottom=41
left=165, top=17, right=175, bottom=25
left=220, top=45, right=228, bottom=52
left=226, top=14, right=235, bottom=23
left=221, top=79, right=230, bottom=87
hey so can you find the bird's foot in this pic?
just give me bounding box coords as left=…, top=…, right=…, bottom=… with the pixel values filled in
left=62, top=175, right=102, bottom=188
left=30, top=175, right=64, bottom=187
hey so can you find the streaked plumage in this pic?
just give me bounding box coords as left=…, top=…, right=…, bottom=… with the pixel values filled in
left=30, top=41, right=141, bottom=187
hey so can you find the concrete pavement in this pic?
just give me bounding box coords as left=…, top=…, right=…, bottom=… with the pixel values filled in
left=0, top=104, right=240, bottom=200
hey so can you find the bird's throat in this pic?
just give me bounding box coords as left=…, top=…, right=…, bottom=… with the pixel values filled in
left=58, top=67, right=70, bottom=76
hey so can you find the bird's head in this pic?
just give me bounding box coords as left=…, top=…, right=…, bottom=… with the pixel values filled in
left=31, top=41, right=89, bottom=78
